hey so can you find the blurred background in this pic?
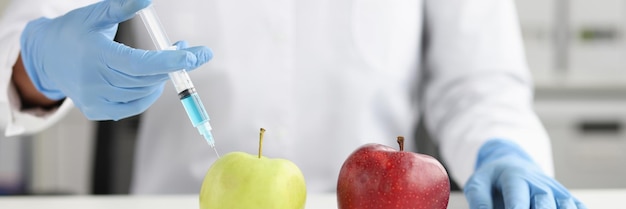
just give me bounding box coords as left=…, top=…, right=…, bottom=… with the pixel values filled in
left=1, top=0, right=626, bottom=195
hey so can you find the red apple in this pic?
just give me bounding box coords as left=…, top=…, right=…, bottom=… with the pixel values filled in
left=337, top=136, right=450, bottom=209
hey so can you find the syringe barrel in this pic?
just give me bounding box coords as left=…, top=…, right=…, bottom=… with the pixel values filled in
left=169, top=70, right=195, bottom=94
left=138, top=5, right=217, bottom=148
left=138, top=5, right=195, bottom=94
left=137, top=5, right=171, bottom=50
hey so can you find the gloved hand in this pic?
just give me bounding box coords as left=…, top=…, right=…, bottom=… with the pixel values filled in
left=464, top=139, right=587, bottom=209
left=20, top=0, right=212, bottom=120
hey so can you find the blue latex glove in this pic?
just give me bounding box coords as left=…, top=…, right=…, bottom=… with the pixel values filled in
left=464, top=139, right=587, bottom=209
left=20, top=0, right=213, bottom=120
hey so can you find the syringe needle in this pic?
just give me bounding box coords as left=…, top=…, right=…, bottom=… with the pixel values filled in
left=212, top=146, right=221, bottom=158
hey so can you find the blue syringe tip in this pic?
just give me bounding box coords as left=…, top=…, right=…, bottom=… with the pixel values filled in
left=197, top=121, right=215, bottom=147
left=198, top=122, right=220, bottom=158
left=204, top=132, right=215, bottom=147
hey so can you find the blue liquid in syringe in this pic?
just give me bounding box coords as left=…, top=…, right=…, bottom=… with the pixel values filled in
left=178, top=88, right=215, bottom=146
left=179, top=88, right=209, bottom=126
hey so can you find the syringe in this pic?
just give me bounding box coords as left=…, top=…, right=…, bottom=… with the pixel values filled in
left=138, top=5, right=219, bottom=156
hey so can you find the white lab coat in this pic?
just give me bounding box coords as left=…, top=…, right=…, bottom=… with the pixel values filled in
left=0, top=0, right=554, bottom=194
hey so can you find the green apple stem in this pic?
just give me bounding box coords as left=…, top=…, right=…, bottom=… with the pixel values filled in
left=259, top=128, right=266, bottom=159
left=397, top=136, right=404, bottom=151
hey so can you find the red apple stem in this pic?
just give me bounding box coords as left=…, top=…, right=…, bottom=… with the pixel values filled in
left=259, top=128, right=266, bottom=159
left=397, top=136, right=404, bottom=151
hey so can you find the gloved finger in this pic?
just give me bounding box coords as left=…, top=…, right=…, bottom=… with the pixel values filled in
left=498, top=174, right=530, bottom=209
left=173, top=40, right=213, bottom=71
left=464, top=174, right=493, bottom=209
left=550, top=184, right=579, bottom=209
left=83, top=0, right=152, bottom=28
left=94, top=85, right=163, bottom=121
left=174, top=40, right=189, bottom=49
left=574, top=199, right=587, bottom=209
left=532, top=194, right=557, bottom=209
left=101, top=83, right=164, bottom=103
left=556, top=198, right=576, bottom=209
left=103, top=68, right=169, bottom=88
left=179, top=46, right=214, bottom=70
left=105, top=42, right=212, bottom=76
left=546, top=178, right=572, bottom=198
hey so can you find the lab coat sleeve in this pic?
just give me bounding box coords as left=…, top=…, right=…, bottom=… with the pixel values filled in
left=0, top=0, right=98, bottom=136
left=422, top=0, right=554, bottom=187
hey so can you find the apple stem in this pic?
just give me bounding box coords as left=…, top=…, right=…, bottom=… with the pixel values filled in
left=259, top=128, right=266, bottom=159
left=397, top=136, right=404, bottom=151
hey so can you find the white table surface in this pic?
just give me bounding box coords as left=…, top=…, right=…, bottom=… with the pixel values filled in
left=0, top=190, right=621, bottom=209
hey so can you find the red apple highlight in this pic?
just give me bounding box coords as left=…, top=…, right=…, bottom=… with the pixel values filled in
left=337, top=136, right=450, bottom=209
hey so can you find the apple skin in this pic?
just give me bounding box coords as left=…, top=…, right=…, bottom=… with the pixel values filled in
left=337, top=143, right=450, bottom=209
left=199, top=152, right=307, bottom=209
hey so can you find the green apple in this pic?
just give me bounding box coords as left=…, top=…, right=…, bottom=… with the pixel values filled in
left=199, top=128, right=307, bottom=209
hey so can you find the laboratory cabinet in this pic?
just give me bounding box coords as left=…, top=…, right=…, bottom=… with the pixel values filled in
left=516, top=0, right=626, bottom=88
left=535, top=94, right=626, bottom=188
left=568, top=0, right=626, bottom=85
left=515, top=0, right=557, bottom=83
